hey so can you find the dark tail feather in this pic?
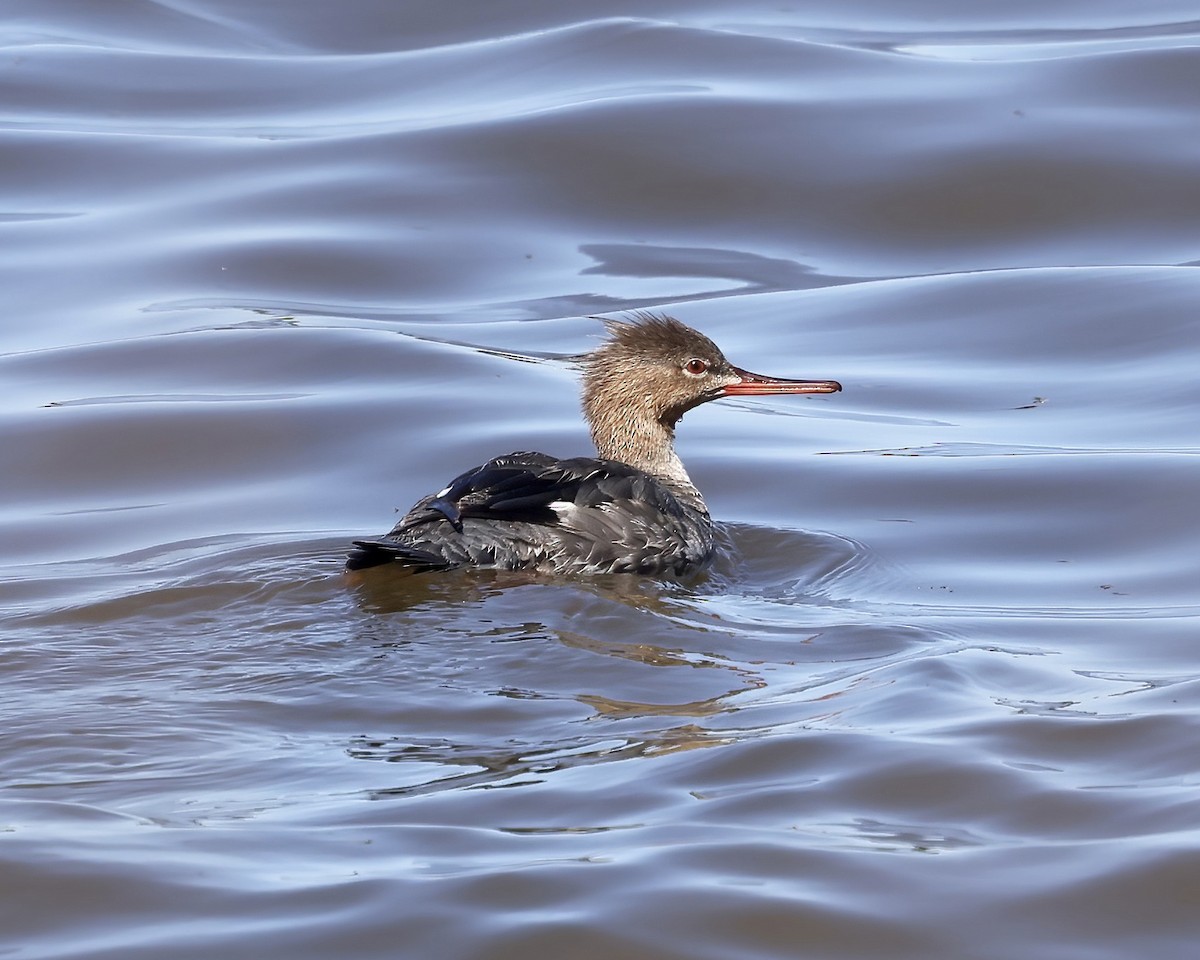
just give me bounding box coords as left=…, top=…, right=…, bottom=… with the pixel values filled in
left=345, top=539, right=452, bottom=572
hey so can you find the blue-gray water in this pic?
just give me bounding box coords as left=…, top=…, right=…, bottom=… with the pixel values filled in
left=3, top=3, right=1199, bottom=958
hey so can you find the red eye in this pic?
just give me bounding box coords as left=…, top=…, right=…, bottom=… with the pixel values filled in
left=684, top=358, right=708, bottom=376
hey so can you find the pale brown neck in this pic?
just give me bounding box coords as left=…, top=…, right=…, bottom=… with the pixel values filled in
left=583, top=383, right=708, bottom=514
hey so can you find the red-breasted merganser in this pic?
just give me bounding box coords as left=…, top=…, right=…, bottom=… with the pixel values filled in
left=346, top=313, right=841, bottom=576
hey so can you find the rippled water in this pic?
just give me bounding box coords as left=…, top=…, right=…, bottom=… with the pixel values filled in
left=4, top=2, right=1200, bottom=958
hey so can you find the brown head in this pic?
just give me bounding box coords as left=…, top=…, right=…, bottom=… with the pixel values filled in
left=581, top=313, right=841, bottom=490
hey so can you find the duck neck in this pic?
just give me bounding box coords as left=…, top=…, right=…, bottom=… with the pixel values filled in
left=585, top=399, right=708, bottom=515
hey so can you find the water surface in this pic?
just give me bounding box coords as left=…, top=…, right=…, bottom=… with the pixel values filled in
left=3, top=2, right=1199, bottom=958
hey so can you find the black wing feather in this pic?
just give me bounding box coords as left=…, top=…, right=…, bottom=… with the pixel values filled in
left=402, top=453, right=618, bottom=529
left=345, top=539, right=451, bottom=572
